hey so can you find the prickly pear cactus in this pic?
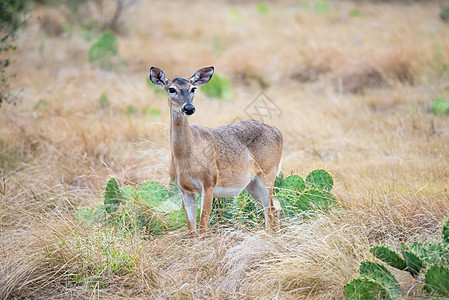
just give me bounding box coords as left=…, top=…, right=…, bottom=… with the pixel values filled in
left=139, top=180, right=169, bottom=207
left=282, top=174, right=306, bottom=192
left=295, top=188, right=334, bottom=211
left=344, top=277, right=388, bottom=300
left=104, top=177, right=121, bottom=213
left=274, top=172, right=285, bottom=190
left=168, top=209, right=188, bottom=230
left=148, top=217, right=165, bottom=235
left=424, top=264, right=449, bottom=296
left=360, top=261, right=401, bottom=299
left=401, top=244, right=424, bottom=277
left=121, top=185, right=138, bottom=203
left=75, top=207, right=97, bottom=225
left=156, top=199, right=181, bottom=214
left=305, top=169, right=333, bottom=191
left=370, top=246, right=407, bottom=271
left=443, top=219, right=449, bottom=244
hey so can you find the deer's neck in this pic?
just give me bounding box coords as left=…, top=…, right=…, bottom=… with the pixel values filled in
left=170, top=108, right=193, bottom=158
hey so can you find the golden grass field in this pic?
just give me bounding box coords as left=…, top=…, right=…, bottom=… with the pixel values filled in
left=1, top=0, right=449, bottom=298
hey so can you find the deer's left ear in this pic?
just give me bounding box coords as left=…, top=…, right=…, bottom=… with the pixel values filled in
left=189, top=67, right=214, bottom=86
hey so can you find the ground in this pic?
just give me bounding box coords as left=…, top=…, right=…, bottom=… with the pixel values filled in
left=0, top=0, right=449, bottom=298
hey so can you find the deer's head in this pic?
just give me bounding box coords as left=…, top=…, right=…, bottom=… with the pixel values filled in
left=149, top=67, right=214, bottom=116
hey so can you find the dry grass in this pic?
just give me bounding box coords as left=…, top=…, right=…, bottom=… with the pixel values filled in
left=1, top=0, right=449, bottom=298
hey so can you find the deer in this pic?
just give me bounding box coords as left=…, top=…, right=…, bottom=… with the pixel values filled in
left=149, top=66, right=283, bottom=235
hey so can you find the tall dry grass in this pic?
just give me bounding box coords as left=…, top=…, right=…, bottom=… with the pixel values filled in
left=1, top=0, right=449, bottom=298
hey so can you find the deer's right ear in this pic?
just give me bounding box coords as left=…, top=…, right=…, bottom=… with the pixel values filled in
left=149, top=67, right=168, bottom=88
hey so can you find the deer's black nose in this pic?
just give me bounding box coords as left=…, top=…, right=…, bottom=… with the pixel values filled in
left=183, top=104, right=195, bottom=115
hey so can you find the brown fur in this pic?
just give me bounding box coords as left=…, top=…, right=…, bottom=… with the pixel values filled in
left=150, top=67, right=283, bottom=235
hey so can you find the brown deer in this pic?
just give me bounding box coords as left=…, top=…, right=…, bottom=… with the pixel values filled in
left=149, top=66, right=283, bottom=235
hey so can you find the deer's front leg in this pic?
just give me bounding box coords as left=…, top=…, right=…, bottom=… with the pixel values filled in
left=198, top=188, right=214, bottom=235
left=181, top=190, right=197, bottom=234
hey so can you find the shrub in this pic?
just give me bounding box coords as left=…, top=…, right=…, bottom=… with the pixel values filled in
left=275, top=169, right=337, bottom=217
left=345, top=218, right=449, bottom=298
left=432, top=97, right=449, bottom=116
left=0, top=0, right=28, bottom=107
left=77, top=169, right=337, bottom=235
left=88, top=31, right=118, bottom=68
left=200, top=74, right=233, bottom=101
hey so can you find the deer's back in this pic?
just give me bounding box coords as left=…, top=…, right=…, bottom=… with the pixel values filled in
left=193, top=119, right=283, bottom=173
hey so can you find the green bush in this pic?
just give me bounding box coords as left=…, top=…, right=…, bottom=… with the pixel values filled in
left=256, top=3, right=269, bottom=15
left=275, top=169, right=337, bottom=216
left=0, top=0, right=29, bottom=107
left=345, top=218, right=449, bottom=298
left=432, top=97, right=449, bottom=116
left=200, top=74, right=233, bottom=101
left=77, top=169, right=337, bottom=235
left=88, top=31, right=119, bottom=69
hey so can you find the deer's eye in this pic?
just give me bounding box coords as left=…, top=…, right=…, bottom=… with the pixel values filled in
left=168, top=88, right=176, bottom=94
left=190, top=87, right=197, bottom=93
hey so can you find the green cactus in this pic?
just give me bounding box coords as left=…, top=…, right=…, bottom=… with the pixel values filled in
left=282, top=174, right=306, bottom=192
left=359, top=261, right=401, bottom=299
left=405, top=241, right=449, bottom=267
left=121, top=185, right=138, bottom=203
left=346, top=216, right=449, bottom=298
left=75, top=207, right=97, bottom=225
left=370, top=246, right=406, bottom=271
left=148, top=217, right=165, bottom=235
left=401, top=244, right=424, bottom=277
left=305, top=169, right=333, bottom=191
left=136, top=214, right=149, bottom=230
left=344, top=277, right=388, bottom=300
left=139, top=180, right=169, bottom=207
left=323, top=191, right=336, bottom=202
left=442, top=219, right=449, bottom=244
left=295, top=188, right=335, bottom=211
left=168, top=209, right=188, bottom=230
left=424, top=264, right=449, bottom=296
left=95, top=203, right=107, bottom=222
left=156, top=199, right=181, bottom=214
left=104, top=177, right=121, bottom=214
left=273, top=172, right=285, bottom=190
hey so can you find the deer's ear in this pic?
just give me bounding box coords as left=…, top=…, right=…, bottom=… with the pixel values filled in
left=149, top=67, right=169, bottom=88
left=189, top=67, right=214, bottom=86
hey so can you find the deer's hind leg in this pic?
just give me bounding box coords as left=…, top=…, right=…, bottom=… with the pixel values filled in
left=245, top=173, right=279, bottom=232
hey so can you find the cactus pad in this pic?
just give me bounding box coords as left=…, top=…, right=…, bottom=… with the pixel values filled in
left=168, top=209, right=188, bottom=230
left=282, top=174, right=306, bottom=192
left=360, top=261, right=401, bottom=299
left=75, top=207, right=97, bottom=225
left=121, top=185, right=138, bottom=203
left=424, top=264, right=449, bottom=296
left=156, top=199, right=182, bottom=214
left=295, top=188, right=333, bottom=211
left=370, top=246, right=407, bottom=271
left=139, top=180, right=169, bottom=207
left=344, top=277, right=388, bottom=300
left=401, top=245, right=424, bottom=277
left=274, top=172, right=285, bottom=189
left=104, top=177, right=121, bottom=213
left=306, top=169, right=333, bottom=191
left=442, top=219, right=449, bottom=244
